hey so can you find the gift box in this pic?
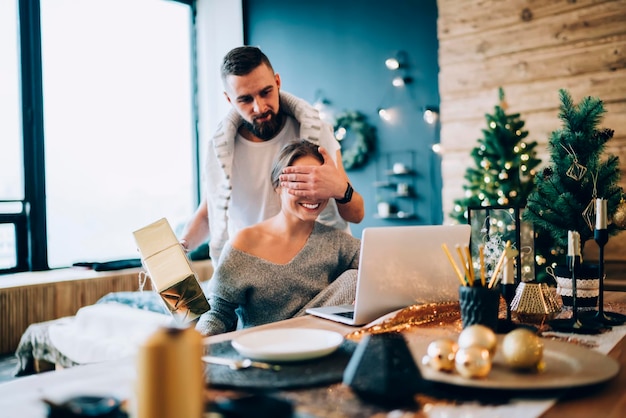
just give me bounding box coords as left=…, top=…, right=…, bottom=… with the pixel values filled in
left=133, top=218, right=210, bottom=323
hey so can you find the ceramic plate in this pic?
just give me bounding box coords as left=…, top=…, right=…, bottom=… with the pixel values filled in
left=417, top=337, right=620, bottom=390
left=231, top=328, right=344, bottom=362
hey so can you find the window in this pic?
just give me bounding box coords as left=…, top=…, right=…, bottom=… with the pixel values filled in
left=0, top=0, right=198, bottom=273
left=0, top=1, right=23, bottom=271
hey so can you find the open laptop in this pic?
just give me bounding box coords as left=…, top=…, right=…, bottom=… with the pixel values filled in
left=306, top=224, right=471, bottom=325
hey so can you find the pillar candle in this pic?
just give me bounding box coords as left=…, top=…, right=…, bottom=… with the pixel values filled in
left=568, top=230, right=581, bottom=257
left=136, top=327, right=204, bottom=418
left=567, top=230, right=574, bottom=256
left=596, top=198, right=607, bottom=230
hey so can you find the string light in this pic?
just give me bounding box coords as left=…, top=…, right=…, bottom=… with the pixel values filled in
left=377, top=107, right=392, bottom=121
left=423, top=107, right=439, bottom=125
left=385, top=57, right=400, bottom=70
left=335, top=126, right=347, bottom=140
left=312, top=90, right=335, bottom=124
left=392, top=76, right=405, bottom=87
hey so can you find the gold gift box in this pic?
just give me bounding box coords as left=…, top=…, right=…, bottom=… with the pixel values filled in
left=133, top=218, right=210, bottom=323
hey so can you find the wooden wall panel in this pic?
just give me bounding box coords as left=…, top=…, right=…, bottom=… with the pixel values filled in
left=438, top=0, right=604, bottom=38
left=437, top=0, right=626, bottom=269
left=440, top=71, right=626, bottom=122
left=439, top=0, right=625, bottom=65
left=440, top=35, right=626, bottom=92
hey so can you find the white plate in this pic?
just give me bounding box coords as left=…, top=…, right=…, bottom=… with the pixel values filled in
left=418, top=337, right=620, bottom=390
left=231, top=328, right=344, bottom=362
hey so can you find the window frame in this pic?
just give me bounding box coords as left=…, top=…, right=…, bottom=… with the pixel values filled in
left=1, top=0, right=199, bottom=274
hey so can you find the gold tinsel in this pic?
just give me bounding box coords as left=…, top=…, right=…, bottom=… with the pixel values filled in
left=345, top=302, right=461, bottom=342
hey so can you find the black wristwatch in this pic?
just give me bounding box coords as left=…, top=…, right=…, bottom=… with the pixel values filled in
left=336, top=182, right=354, bottom=204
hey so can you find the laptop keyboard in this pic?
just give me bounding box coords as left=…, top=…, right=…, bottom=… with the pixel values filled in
left=335, top=311, right=354, bottom=319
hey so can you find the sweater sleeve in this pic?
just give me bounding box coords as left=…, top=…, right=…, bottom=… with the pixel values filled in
left=338, top=230, right=361, bottom=276
left=195, top=293, right=239, bottom=336
left=195, top=244, right=244, bottom=336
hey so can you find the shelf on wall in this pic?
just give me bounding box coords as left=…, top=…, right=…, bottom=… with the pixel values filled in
left=384, top=169, right=414, bottom=176
left=374, top=150, right=418, bottom=220
left=373, top=181, right=395, bottom=188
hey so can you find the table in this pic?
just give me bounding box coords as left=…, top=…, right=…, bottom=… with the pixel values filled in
left=1, top=292, right=625, bottom=418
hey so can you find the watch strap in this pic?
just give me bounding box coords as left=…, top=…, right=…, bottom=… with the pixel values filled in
left=336, top=182, right=354, bottom=204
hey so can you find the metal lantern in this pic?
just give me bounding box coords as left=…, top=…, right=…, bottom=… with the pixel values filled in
left=467, top=205, right=535, bottom=283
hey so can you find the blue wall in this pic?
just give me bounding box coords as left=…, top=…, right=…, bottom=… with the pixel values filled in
left=243, top=0, right=441, bottom=238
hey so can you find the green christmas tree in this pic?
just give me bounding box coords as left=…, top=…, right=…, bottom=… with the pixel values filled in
left=523, top=89, right=625, bottom=268
left=450, top=88, right=541, bottom=223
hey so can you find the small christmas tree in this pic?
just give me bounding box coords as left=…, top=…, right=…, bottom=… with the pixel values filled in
left=450, top=88, right=541, bottom=223
left=523, top=89, right=625, bottom=267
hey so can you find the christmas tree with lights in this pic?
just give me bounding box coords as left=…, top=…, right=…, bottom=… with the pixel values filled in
left=450, top=88, right=541, bottom=223
left=523, top=89, right=626, bottom=266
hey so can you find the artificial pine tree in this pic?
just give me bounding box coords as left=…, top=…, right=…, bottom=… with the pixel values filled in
left=523, top=89, right=625, bottom=268
left=450, top=88, right=541, bottom=223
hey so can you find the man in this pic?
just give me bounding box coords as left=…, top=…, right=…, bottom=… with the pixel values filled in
left=181, top=46, right=364, bottom=262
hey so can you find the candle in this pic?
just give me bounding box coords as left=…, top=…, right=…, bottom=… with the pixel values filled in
left=596, top=198, right=607, bottom=230
left=567, top=230, right=581, bottom=257
left=502, top=256, right=515, bottom=284
left=568, top=230, right=574, bottom=256
left=574, top=231, right=581, bottom=256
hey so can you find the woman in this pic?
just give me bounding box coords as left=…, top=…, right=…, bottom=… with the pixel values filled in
left=195, top=140, right=360, bottom=336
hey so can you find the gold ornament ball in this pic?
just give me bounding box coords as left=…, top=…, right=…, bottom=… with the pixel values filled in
left=458, top=324, right=498, bottom=356
left=455, top=345, right=492, bottom=378
left=502, top=328, right=544, bottom=370
left=423, top=338, right=459, bottom=372
left=613, top=201, right=626, bottom=229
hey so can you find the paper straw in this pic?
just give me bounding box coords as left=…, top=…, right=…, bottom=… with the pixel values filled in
left=441, top=244, right=467, bottom=286
left=479, top=245, right=486, bottom=287
left=464, top=245, right=475, bottom=285
left=489, top=240, right=511, bottom=288
left=456, top=245, right=474, bottom=286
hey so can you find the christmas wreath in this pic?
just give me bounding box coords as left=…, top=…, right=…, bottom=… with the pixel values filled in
left=333, top=111, right=376, bottom=170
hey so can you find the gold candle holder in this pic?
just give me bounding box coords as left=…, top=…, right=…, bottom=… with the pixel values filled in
left=510, top=282, right=560, bottom=324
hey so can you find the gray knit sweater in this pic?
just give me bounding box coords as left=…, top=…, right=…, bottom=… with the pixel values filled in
left=195, top=222, right=360, bottom=335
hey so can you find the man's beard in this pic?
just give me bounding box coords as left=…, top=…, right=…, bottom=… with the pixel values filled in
left=242, top=110, right=284, bottom=141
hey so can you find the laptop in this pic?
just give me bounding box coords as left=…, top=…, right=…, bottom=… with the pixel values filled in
left=306, top=224, right=471, bottom=325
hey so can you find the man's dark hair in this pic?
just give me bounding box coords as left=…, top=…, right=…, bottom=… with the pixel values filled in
left=221, top=46, right=274, bottom=81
